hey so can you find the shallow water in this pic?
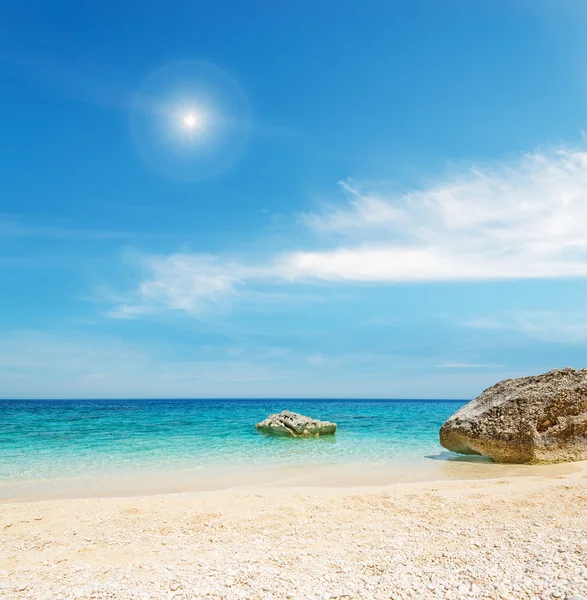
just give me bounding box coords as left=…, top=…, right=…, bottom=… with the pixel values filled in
left=0, top=398, right=465, bottom=482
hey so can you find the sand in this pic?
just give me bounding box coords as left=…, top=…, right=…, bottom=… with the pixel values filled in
left=1, top=462, right=586, bottom=600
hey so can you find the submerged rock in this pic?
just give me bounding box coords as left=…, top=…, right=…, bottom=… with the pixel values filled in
left=255, top=411, right=337, bottom=437
left=440, top=367, right=587, bottom=464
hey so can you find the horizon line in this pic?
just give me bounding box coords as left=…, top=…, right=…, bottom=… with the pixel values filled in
left=0, top=396, right=469, bottom=402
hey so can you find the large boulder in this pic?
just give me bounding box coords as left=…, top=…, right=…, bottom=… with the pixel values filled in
left=255, top=411, right=336, bottom=438
left=440, top=367, right=587, bottom=464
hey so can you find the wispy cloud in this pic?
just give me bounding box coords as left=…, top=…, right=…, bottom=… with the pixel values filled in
left=466, top=310, right=587, bottom=344
left=0, top=330, right=511, bottom=399
left=0, top=331, right=293, bottom=398
left=112, top=145, right=587, bottom=317
left=437, top=362, right=504, bottom=369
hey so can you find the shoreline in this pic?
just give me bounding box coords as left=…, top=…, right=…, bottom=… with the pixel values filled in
left=1, top=456, right=584, bottom=503
left=1, top=461, right=586, bottom=599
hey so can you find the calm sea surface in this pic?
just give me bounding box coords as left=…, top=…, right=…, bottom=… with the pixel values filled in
left=0, top=399, right=465, bottom=481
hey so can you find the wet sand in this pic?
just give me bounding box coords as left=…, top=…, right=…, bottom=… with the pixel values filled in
left=0, top=454, right=582, bottom=502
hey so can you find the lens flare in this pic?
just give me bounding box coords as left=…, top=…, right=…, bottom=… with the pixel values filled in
left=131, top=60, right=251, bottom=180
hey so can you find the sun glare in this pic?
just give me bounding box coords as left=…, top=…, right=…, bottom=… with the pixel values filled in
left=182, top=112, right=201, bottom=130
left=132, top=60, right=250, bottom=179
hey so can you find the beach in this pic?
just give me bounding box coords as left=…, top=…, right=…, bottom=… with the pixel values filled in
left=2, top=462, right=586, bottom=600
left=4, top=2, right=587, bottom=599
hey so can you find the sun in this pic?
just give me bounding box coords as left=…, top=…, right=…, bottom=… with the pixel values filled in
left=182, top=112, right=201, bottom=130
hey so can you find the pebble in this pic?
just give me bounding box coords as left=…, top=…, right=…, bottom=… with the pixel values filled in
left=1, top=479, right=586, bottom=600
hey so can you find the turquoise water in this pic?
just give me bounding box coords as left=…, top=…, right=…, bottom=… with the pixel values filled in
left=0, top=399, right=465, bottom=481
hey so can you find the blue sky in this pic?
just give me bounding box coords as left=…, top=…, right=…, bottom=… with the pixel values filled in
left=2, top=0, right=587, bottom=398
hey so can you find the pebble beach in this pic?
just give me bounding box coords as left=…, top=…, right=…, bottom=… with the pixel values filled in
left=2, top=462, right=586, bottom=600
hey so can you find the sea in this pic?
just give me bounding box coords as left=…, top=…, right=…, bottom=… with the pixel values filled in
left=1, top=398, right=465, bottom=485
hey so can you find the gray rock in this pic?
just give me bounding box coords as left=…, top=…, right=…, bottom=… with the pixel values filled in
left=439, top=367, right=587, bottom=464
left=255, top=411, right=336, bottom=437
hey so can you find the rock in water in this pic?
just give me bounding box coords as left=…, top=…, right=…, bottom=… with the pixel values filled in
left=255, top=411, right=337, bottom=437
left=440, top=367, right=587, bottom=464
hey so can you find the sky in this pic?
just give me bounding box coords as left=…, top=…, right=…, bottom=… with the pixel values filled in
left=2, top=0, right=587, bottom=399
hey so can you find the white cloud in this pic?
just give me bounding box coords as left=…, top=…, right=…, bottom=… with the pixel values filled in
left=113, top=146, right=587, bottom=316
left=109, top=254, right=244, bottom=317
left=466, top=311, right=587, bottom=344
